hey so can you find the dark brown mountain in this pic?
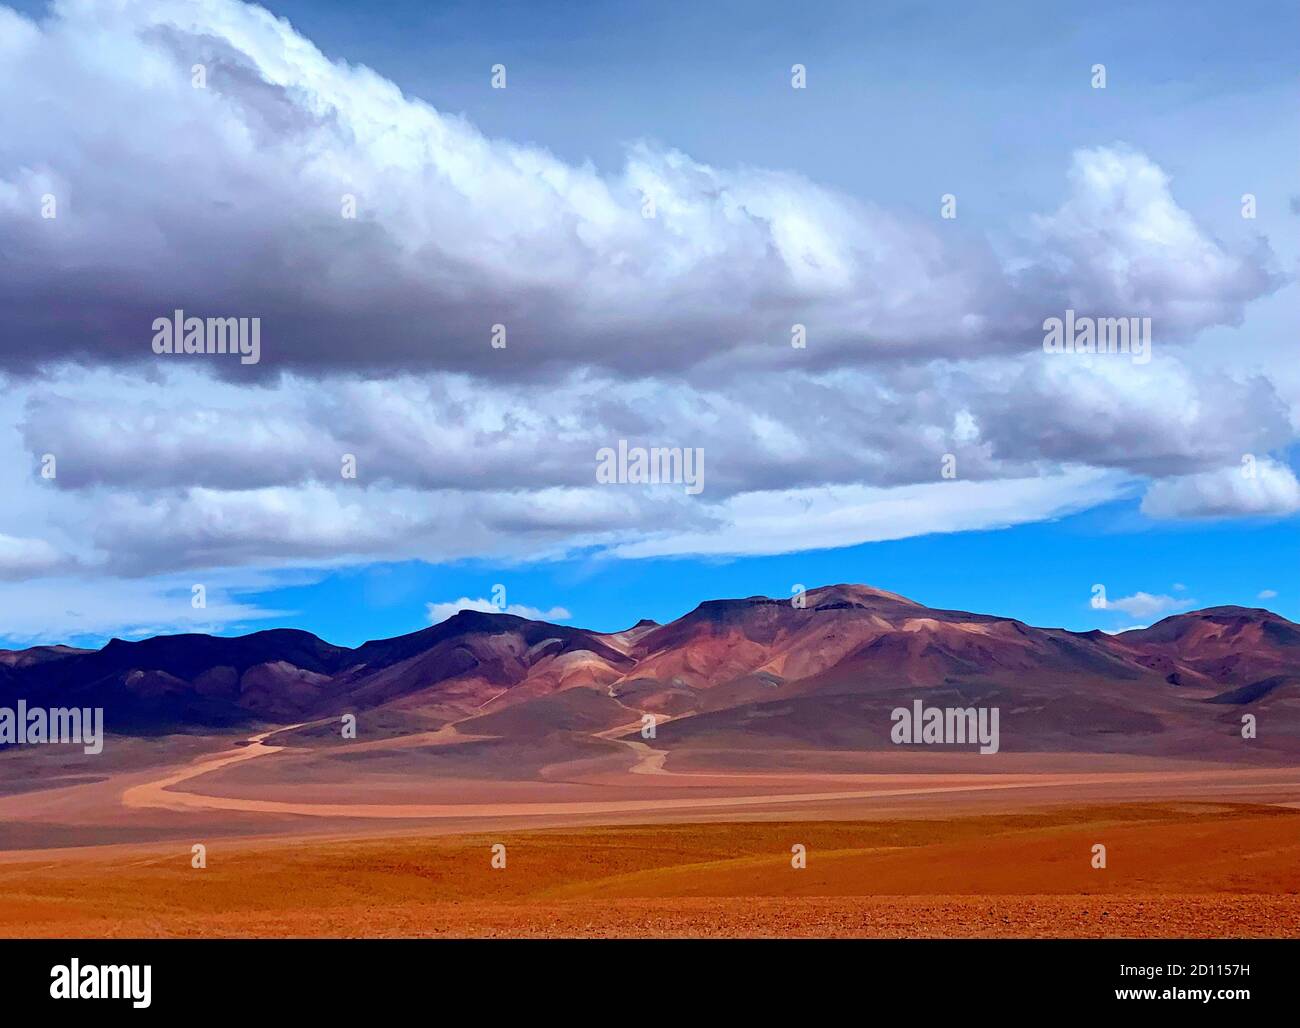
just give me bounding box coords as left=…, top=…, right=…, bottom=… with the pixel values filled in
left=0, top=629, right=353, bottom=730
left=0, top=644, right=91, bottom=669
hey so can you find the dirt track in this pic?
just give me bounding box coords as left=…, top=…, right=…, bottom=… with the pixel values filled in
left=119, top=725, right=1300, bottom=821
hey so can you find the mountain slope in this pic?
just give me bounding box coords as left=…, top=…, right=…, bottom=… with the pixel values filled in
left=1105, top=607, right=1300, bottom=687
left=1, top=587, right=1296, bottom=755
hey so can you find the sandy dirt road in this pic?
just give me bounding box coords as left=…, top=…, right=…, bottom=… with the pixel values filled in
left=119, top=723, right=1300, bottom=821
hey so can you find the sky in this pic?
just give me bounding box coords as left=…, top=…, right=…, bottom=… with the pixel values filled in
left=0, top=0, right=1296, bottom=648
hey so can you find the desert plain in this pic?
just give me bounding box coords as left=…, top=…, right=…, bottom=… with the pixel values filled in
left=0, top=722, right=1298, bottom=937
left=2, top=585, right=1298, bottom=937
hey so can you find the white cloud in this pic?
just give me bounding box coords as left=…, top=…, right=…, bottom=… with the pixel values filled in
left=0, top=569, right=293, bottom=644
left=0, top=0, right=995, bottom=375
left=1103, top=592, right=1196, bottom=619
left=610, top=468, right=1126, bottom=558
left=78, top=481, right=675, bottom=575
left=0, top=3, right=1276, bottom=377
left=978, top=355, right=1292, bottom=479
left=0, top=532, right=67, bottom=578
left=425, top=597, right=571, bottom=625
left=1141, top=458, right=1300, bottom=518
left=1030, top=146, right=1277, bottom=338
left=1258, top=589, right=1278, bottom=600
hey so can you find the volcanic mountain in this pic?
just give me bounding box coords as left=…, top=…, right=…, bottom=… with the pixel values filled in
left=2, top=585, right=1297, bottom=757
left=1104, top=606, right=1300, bottom=699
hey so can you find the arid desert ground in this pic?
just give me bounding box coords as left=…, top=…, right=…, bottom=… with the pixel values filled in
left=1, top=717, right=1298, bottom=937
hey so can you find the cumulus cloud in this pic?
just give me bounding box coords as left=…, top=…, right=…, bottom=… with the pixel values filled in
left=1101, top=592, right=1196, bottom=619
left=22, top=352, right=1293, bottom=499
left=0, top=533, right=69, bottom=578
left=0, top=1, right=1278, bottom=380
left=1027, top=146, right=1278, bottom=338
left=0, top=0, right=988, bottom=377
left=425, top=597, right=571, bottom=625
left=968, top=358, right=1293, bottom=479
left=1141, top=457, right=1300, bottom=518
left=3, top=351, right=1295, bottom=577
left=81, top=482, right=689, bottom=576
left=0, top=0, right=1291, bottom=604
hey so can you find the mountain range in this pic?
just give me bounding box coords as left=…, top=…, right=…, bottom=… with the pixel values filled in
left=2, top=585, right=1297, bottom=758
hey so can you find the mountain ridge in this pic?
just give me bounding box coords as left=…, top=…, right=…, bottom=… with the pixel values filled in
left=2, top=585, right=1297, bottom=754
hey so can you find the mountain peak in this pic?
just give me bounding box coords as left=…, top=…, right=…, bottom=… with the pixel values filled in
left=686, top=583, right=922, bottom=616
left=1185, top=605, right=1286, bottom=620
left=803, top=583, right=922, bottom=608
left=1130, top=606, right=1296, bottom=638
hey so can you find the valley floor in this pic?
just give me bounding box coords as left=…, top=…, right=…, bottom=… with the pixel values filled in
left=0, top=803, right=1297, bottom=938
left=1, top=720, right=1298, bottom=938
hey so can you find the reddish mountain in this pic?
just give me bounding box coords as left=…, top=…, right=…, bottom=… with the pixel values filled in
left=1103, top=606, right=1300, bottom=694
left=2, top=586, right=1297, bottom=756
left=615, top=584, right=1152, bottom=715
left=329, top=610, right=636, bottom=723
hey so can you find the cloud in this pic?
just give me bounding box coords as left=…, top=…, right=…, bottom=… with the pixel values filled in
left=22, top=351, right=1291, bottom=498
left=1258, top=589, right=1278, bottom=600
left=0, top=568, right=294, bottom=645
left=1140, top=458, right=1300, bottom=518
left=79, top=482, right=681, bottom=576
left=1102, top=592, right=1196, bottom=619
left=610, top=468, right=1126, bottom=558
left=4, top=351, right=1292, bottom=578
left=968, top=358, right=1293, bottom=480
left=425, top=597, right=571, bottom=624
left=1027, top=146, right=1279, bottom=339
left=0, top=533, right=68, bottom=578
left=0, top=2, right=1278, bottom=380
left=0, top=0, right=1291, bottom=596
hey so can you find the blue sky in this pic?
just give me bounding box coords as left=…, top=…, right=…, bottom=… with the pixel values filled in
left=227, top=499, right=1300, bottom=648
left=0, top=0, right=1296, bottom=649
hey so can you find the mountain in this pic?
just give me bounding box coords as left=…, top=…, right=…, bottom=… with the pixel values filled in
left=0, top=644, right=91, bottom=669
left=617, top=584, right=1149, bottom=715
left=600, top=586, right=1300, bottom=758
left=327, top=610, right=637, bottom=723
left=0, top=629, right=353, bottom=729
left=2, top=586, right=1297, bottom=755
left=1105, top=606, right=1300, bottom=695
